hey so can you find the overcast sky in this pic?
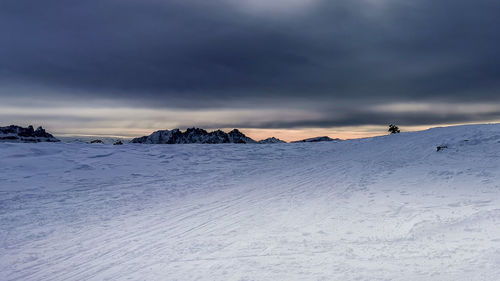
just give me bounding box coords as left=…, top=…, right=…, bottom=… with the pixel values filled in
left=1, top=0, right=499, bottom=140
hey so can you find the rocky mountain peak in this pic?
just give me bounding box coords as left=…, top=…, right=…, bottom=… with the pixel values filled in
left=258, top=137, right=286, bottom=144
left=131, top=128, right=256, bottom=144
left=0, top=125, right=60, bottom=142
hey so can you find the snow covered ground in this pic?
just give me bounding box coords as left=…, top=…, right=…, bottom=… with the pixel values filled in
left=1, top=124, right=500, bottom=280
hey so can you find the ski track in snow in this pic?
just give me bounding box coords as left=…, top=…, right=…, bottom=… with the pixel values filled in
left=1, top=124, right=500, bottom=280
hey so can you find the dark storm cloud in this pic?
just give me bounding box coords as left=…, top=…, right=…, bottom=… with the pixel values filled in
left=191, top=107, right=500, bottom=129
left=1, top=0, right=499, bottom=126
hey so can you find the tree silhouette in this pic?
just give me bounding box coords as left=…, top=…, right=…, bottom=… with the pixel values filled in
left=388, top=124, right=400, bottom=134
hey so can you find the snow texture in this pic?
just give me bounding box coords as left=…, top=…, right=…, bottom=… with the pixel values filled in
left=1, top=124, right=500, bottom=280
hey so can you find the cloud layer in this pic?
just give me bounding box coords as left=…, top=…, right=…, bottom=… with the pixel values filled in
left=1, top=0, right=499, bottom=131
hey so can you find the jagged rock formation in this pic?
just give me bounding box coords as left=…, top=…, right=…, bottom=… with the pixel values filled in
left=227, top=129, right=256, bottom=144
left=130, top=128, right=257, bottom=144
left=90, top=139, right=104, bottom=144
left=258, top=137, right=286, bottom=144
left=0, top=125, right=60, bottom=143
left=292, top=136, right=341, bottom=143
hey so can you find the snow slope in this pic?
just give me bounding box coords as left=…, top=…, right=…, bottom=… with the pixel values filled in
left=1, top=124, right=500, bottom=280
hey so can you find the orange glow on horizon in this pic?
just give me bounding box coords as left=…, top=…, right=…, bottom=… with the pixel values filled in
left=53, top=122, right=500, bottom=142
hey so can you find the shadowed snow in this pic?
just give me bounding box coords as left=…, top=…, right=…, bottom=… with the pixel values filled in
left=1, top=124, right=500, bottom=280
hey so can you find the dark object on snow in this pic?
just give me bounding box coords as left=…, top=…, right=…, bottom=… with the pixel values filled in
left=0, top=125, right=60, bottom=142
left=436, top=145, right=448, bottom=152
left=388, top=124, right=400, bottom=134
left=130, top=128, right=257, bottom=144
left=291, top=136, right=341, bottom=143
left=90, top=139, right=103, bottom=144
left=113, top=140, right=123, bottom=145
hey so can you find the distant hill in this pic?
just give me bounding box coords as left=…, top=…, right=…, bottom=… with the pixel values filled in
left=130, top=128, right=257, bottom=144
left=0, top=125, right=60, bottom=143
left=57, top=136, right=128, bottom=144
left=291, top=136, right=341, bottom=143
left=258, top=137, right=286, bottom=144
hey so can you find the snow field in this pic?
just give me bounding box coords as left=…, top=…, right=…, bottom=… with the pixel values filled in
left=1, top=124, right=500, bottom=280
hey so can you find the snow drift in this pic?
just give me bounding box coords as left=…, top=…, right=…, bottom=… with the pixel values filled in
left=1, top=124, right=500, bottom=280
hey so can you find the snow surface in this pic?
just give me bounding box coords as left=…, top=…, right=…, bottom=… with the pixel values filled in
left=1, top=124, right=500, bottom=280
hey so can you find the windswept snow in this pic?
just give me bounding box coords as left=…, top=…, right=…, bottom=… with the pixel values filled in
left=1, top=124, right=500, bottom=280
